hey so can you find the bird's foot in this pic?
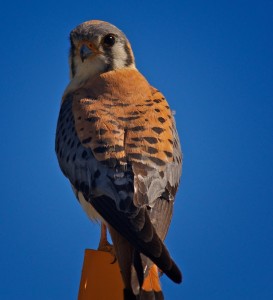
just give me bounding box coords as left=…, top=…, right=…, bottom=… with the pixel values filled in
left=98, top=240, right=117, bottom=264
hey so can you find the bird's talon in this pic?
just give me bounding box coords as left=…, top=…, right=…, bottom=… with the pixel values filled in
left=110, top=255, right=117, bottom=264
left=98, top=241, right=117, bottom=263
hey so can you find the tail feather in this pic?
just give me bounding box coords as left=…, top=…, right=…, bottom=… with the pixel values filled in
left=124, top=289, right=137, bottom=300
left=90, top=196, right=182, bottom=284
left=139, top=264, right=164, bottom=300
left=133, top=250, right=144, bottom=288
left=139, top=291, right=164, bottom=300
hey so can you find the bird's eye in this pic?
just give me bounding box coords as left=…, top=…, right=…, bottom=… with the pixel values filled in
left=103, top=34, right=116, bottom=47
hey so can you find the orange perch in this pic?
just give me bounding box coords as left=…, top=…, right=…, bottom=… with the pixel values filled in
left=78, top=249, right=124, bottom=300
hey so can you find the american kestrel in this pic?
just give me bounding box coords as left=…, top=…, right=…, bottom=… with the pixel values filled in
left=55, top=20, right=182, bottom=299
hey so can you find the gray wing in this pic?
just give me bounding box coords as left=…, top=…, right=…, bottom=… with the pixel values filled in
left=151, top=123, right=182, bottom=241
left=55, top=95, right=182, bottom=284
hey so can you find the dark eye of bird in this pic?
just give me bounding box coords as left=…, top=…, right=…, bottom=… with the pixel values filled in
left=103, top=34, right=116, bottom=47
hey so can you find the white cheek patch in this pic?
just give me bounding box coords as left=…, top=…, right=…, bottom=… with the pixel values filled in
left=111, top=42, right=129, bottom=69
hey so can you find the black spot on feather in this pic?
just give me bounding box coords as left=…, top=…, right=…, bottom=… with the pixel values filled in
left=152, top=127, right=165, bottom=134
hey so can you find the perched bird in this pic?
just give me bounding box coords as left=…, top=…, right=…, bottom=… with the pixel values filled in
left=55, top=20, right=182, bottom=300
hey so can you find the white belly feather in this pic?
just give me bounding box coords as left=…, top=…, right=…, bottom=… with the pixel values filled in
left=71, top=185, right=104, bottom=222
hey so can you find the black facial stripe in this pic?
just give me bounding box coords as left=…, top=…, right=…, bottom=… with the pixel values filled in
left=70, top=36, right=76, bottom=77
left=124, top=42, right=134, bottom=67
left=103, top=46, right=114, bottom=71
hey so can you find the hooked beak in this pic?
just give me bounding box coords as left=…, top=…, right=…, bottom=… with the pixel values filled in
left=80, top=44, right=93, bottom=62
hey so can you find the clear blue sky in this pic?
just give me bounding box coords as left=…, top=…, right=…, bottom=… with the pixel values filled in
left=0, top=0, right=272, bottom=299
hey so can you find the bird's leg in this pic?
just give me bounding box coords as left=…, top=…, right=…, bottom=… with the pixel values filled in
left=98, top=223, right=116, bottom=263
left=98, top=223, right=111, bottom=251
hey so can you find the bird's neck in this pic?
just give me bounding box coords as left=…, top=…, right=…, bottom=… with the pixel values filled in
left=62, top=67, right=148, bottom=103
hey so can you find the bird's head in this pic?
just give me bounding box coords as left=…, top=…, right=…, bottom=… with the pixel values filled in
left=69, top=20, right=136, bottom=79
